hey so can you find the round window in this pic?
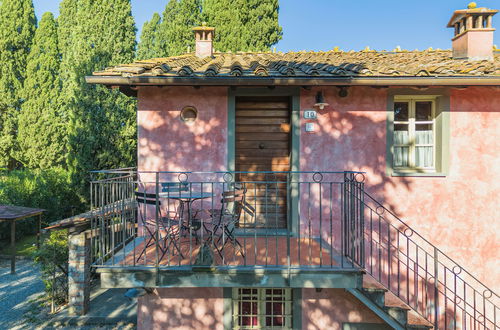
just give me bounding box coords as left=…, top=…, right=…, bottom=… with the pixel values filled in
left=180, top=106, right=198, bottom=123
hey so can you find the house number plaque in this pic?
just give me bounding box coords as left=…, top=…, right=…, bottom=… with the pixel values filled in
left=303, top=110, right=317, bottom=119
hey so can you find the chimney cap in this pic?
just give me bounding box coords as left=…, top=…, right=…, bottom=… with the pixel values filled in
left=447, top=6, right=498, bottom=28
left=193, top=22, right=215, bottom=32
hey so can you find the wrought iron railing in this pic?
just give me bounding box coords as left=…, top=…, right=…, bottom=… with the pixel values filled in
left=358, top=187, right=499, bottom=330
left=89, top=170, right=365, bottom=270
left=88, top=169, right=499, bottom=329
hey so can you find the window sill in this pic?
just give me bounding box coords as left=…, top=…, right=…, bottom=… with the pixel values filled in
left=391, top=171, right=447, bottom=177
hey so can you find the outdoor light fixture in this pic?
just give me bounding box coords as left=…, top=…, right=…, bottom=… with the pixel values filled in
left=314, top=91, right=329, bottom=110
left=338, top=86, right=349, bottom=98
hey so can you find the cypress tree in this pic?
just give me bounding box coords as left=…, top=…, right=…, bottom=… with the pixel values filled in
left=202, top=0, right=245, bottom=52
left=16, top=12, right=65, bottom=169
left=158, top=0, right=202, bottom=56
left=202, top=0, right=282, bottom=52
left=243, top=0, right=282, bottom=51
left=137, top=12, right=163, bottom=59
left=59, top=0, right=137, bottom=199
left=0, top=0, right=36, bottom=168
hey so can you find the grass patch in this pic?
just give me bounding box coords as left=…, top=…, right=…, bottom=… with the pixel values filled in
left=0, top=234, right=38, bottom=256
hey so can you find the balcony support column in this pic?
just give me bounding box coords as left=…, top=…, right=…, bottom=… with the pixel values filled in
left=68, top=229, right=91, bottom=316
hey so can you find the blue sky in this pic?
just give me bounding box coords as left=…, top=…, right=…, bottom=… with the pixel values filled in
left=33, top=0, right=500, bottom=52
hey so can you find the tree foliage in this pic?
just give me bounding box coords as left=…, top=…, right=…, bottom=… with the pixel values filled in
left=59, top=0, right=137, bottom=200
left=16, top=12, right=65, bottom=169
left=201, top=0, right=245, bottom=52
left=0, top=0, right=36, bottom=168
left=202, top=0, right=282, bottom=52
left=158, top=0, right=202, bottom=56
left=137, top=0, right=282, bottom=59
left=137, top=12, right=163, bottom=59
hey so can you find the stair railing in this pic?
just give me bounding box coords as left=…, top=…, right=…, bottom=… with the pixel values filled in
left=350, top=183, right=499, bottom=329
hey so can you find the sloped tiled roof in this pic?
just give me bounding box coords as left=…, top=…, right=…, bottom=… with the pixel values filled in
left=92, top=50, right=500, bottom=78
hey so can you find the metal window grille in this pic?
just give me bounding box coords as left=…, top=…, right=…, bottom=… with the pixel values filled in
left=232, top=288, right=292, bottom=329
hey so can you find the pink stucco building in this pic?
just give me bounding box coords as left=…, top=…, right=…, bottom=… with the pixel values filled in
left=81, top=4, right=500, bottom=330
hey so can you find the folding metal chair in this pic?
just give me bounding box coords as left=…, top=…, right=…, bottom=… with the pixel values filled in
left=206, top=185, right=255, bottom=259
left=135, top=191, right=183, bottom=262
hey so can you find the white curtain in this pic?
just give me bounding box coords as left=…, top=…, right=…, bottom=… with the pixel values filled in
left=394, top=130, right=409, bottom=167
left=394, top=129, right=433, bottom=168
left=415, top=129, right=433, bottom=167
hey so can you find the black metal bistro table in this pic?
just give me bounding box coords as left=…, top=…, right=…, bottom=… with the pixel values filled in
left=158, top=192, right=214, bottom=238
left=0, top=205, right=45, bottom=274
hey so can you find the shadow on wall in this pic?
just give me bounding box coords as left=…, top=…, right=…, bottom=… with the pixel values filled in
left=138, top=288, right=223, bottom=330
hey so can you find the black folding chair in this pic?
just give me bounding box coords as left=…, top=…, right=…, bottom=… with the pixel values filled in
left=135, top=191, right=183, bottom=261
left=206, top=185, right=255, bottom=259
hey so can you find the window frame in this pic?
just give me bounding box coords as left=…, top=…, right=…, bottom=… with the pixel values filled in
left=232, top=288, right=293, bottom=330
left=386, top=91, right=450, bottom=177
left=393, top=96, right=437, bottom=171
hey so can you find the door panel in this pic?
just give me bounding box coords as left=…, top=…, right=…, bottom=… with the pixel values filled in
left=235, top=96, right=291, bottom=229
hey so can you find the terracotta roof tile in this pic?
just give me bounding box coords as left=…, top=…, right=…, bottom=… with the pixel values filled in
left=92, top=50, right=500, bottom=79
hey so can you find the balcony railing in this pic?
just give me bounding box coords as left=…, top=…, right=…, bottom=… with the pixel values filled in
left=89, top=169, right=365, bottom=271
left=88, top=168, right=499, bottom=330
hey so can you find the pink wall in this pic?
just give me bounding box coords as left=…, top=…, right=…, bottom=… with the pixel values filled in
left=300, top=86, right=500, bottom=291
left=136, top=287, right=385, bottom=329
left=137, top=288, right=224, bottom=330
left=137, top=86, right=228, bottom=173
left=137, top=85, right=499, bottom=290
left=302, top=288, right=385, bottom=329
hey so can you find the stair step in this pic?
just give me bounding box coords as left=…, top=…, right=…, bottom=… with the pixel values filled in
left=361, top=288, right=386, bottom=307
left=406, top=310, right=434, bottom=329
left=406, top=325, right=433, bottom=330
left=383, top=306, right=409, bottom=325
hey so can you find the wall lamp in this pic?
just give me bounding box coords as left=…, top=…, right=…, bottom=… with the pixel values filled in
left=314, top=91, right=329, bottom=110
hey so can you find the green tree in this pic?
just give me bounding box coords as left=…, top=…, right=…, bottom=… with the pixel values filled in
left=0, top=0, right=36, bottom=168
left=16, top=12, right=65, bottom=169
left=158, top=0, right=202, bottom=56
left=243, top=0, right=282, bottom=51
left=137, top=12, right=163, bottom=59
left=202, top=0, right=245, bottom=52
left=202, top=0, right=282, bottom=52
left=59, top=0, right=137, bottom=201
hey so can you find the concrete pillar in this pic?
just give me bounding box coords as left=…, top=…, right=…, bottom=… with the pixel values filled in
left=68, top=230, right=91, bottom=315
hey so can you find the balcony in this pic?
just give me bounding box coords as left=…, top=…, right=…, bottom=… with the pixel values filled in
left=86, top=169, right=499, bottom=329
left=89, top=169, right=366, bottom=288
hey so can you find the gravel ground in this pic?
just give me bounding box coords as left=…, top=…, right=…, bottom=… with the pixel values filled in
left=0, top=258, right=136, bottom=330
left=0, top=258, right=45, bottom=330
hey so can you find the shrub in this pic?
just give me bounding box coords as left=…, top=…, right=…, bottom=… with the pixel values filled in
left=0, top=168, right=84, bottom=242
left=33, top=229, right=69, bottom=306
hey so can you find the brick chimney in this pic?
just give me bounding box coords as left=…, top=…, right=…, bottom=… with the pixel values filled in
left=193, top=24, right=215, bottom=58
left=447, top=3, right=498, bottom=61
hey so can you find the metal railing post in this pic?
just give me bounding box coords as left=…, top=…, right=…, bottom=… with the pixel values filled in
left=434, top=247, right=440, bottom=329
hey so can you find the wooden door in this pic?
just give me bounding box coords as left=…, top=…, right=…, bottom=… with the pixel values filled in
left=235, top=96, right=291, bottom=229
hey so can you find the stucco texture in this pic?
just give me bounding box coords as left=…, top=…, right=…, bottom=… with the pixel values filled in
left=302, top=288, right=385, bottom=329
left=137, top=86, right=228, bottom=173
left=300, top=86, right=500, bottom=291
left=137, top=288, right=224, bottom=330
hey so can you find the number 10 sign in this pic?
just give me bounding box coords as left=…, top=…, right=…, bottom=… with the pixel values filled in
left=303, top=110, right=317, bottom=119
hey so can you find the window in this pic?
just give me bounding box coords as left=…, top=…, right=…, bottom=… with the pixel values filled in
left=388, top=92, right=450, bottom=176
left=393, top=97, right=436, bottom=171
left=232, top=288, right=292, bottom=329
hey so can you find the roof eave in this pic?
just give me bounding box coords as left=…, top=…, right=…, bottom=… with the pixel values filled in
left=85, top=75, right=500, bottom=87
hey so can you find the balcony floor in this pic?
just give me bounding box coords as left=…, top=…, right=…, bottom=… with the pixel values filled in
left=96, top=234, right=362, bottom=289
left=101, top=234, right=356, bottom=269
